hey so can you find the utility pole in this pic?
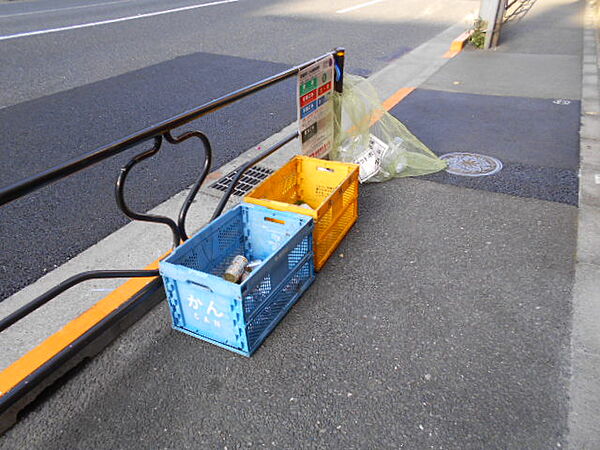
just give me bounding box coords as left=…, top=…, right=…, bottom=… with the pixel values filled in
left=479, top=0, right=504, bottom=49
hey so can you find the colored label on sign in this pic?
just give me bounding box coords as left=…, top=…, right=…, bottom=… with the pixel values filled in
left=300, top=100, right=317, bottom=119
left=300, top=78, right=318, bottom=96
left=300, top=89, right=317, bottom=108
left=316, top=93, right=329, bottom=108
left=318, top=81, right=332, bottom=96
left=301, top=122, right=318, bottom=143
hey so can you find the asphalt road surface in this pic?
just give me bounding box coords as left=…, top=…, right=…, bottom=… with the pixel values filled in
left=0, top=0, right=477, bottom=301
left=1, top=178, right=576, bottom=449
left=0, top=0, right=586, bottom=447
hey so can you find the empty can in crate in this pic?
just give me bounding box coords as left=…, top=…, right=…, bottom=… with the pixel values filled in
left=159, top=203, right=314, bottom=356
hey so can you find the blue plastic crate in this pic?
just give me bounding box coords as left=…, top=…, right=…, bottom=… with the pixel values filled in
left=159, top=203, right=315, bottom=356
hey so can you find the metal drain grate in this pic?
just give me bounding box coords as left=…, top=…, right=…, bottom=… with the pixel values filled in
left=210, top=165, right=274, bottom=196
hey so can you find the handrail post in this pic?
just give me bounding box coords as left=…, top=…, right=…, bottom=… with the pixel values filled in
left=333, top=47, right=345, bottom=149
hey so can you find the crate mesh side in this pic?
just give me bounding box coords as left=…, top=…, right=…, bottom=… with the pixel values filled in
left=287, top=235, right=311, bottom=269
left=246, top=260, right=312, bottom=350
left=212, top=218, right=246, bottom=276
left=314, top=184, right=334, bottom=199
left=243, top=275, right=272, bottom=317
left=281, top=169, right=300, bottom=203
left=316, top=202, right=356, bottom=266
left=314, top=179, right=358, bottom=268
left=177, top=214, right=245, bottom=277
left=242, top=234, right=311, bottom=319
left=343, top=179, right=357, bottom=209
left=246, top=160, right=300, bottom=204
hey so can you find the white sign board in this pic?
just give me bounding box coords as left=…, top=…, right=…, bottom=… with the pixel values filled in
left=297, top=56, right=335, bottom=159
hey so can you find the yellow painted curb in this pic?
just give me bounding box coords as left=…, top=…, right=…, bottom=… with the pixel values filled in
left=444, top=30, right=474, bottom=58
left=0, top=255, right=167, bottom=398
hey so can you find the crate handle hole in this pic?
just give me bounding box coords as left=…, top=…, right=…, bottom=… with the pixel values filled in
left=317, top=167, right=334, bottom=173
left=264, top=216, right=285, bottom=225
left=186, top=280, right=213, bottom=292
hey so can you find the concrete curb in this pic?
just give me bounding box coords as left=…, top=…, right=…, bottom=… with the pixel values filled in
left=444, top=29, right=474, bottom=58
left=451, top=30, right=475, bottom=52
left=568, top=0, right=600, bottom=446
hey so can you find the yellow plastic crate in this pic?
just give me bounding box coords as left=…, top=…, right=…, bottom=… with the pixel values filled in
left=244, top=155, right=359, bottom=271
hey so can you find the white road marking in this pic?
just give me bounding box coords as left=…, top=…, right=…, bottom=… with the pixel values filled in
left=0, top=0, right=238, bottom=41
left=0, top=0, right=137, bottom=19
left=336, top=0, right=386, bottom=14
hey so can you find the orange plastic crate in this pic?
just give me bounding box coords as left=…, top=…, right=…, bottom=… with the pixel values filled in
left=244, top=156, right=359, bottom=270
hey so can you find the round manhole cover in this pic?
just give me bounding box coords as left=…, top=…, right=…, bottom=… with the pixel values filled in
left=440, top=152, right=503, bottom=177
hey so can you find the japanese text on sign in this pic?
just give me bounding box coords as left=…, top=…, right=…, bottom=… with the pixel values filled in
left=297, top=56, right=335, bottom=159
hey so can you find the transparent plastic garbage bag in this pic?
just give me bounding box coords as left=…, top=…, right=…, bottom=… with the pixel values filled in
left=331, top=74, right=446, bottom=182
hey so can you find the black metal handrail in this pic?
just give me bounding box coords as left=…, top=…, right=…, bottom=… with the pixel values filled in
left=0, top=49, right=343, bottom=207
left=0, top=48, right=345, bottom=334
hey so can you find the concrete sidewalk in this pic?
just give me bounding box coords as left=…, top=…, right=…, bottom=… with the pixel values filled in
left=1, top=0, right=598, bottom=447
left=390, top=0, right=600, bottom=446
